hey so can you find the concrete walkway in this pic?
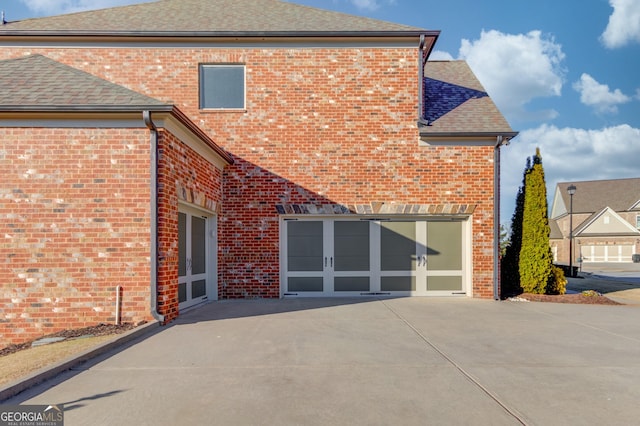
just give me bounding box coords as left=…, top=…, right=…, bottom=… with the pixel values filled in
left=4, top=297, right=640, bottom=425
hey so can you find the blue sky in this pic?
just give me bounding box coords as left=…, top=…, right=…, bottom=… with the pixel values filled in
left=2, top=0, right=639, bottom=225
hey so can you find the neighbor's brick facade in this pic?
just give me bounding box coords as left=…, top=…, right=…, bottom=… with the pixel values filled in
left=0, top=44, right=497, bottom=343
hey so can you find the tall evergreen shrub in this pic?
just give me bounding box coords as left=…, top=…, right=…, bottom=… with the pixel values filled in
left=519, top=148, right=554, bottom=294
left=500, top=158, right=529, bottom=297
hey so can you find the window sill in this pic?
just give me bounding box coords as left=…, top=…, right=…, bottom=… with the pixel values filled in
left=200, top=108, right=247, bottom=113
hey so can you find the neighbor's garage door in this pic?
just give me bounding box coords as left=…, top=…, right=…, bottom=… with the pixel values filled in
left=282, top=218, right=468, bottom=296
left=581, top=245, right=634, bottom=262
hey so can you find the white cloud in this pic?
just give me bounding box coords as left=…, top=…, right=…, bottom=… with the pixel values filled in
left=458, top=30, right=566, bottom=123
left=348, top=0, right=396, bottom=12
left=500, top=124, right=640, bottom=221
left=19, top=0, right=151, bottom=15
left=428, top=50, right=454, bottom=61
left=601, top=0, right=640, bottom=48
left=573, top=73, right=631, bottom=114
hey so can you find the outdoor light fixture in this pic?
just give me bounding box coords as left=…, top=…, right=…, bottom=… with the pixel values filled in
left=567, top=184, right=577, bottom=277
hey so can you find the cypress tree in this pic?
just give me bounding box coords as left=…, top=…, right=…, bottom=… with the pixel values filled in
left=500, top=157, right=529, bottom=297
left=519, top=148, right=554, bottom=294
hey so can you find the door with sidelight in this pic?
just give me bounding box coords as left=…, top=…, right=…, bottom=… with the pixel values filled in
left=178, top=206, right=214, bottom=309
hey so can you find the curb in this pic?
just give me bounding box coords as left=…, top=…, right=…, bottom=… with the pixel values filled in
left=0, top=320, right=160, bottom=402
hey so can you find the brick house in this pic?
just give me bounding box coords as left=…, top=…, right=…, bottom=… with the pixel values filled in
left=0, top=0, right=516, bottom=346
left=550, top=178, right=640, bottom=265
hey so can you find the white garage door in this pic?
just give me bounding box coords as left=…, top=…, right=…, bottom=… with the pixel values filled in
left=581, top=245, right=634, bottom=262
left=282, top=218, right=469, bottom=296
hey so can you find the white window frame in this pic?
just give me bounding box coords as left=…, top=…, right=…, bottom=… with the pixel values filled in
left=199, top=64, right=246, bottom=110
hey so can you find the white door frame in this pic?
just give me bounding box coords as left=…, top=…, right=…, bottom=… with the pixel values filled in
left=178, top=203, right=218, bottom=309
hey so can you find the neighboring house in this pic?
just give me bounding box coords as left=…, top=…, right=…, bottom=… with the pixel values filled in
left=550, top=178, right=640, bottom=265
left=0, top=0, right=516, bottom=347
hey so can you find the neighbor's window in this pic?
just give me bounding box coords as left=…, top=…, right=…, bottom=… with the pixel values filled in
left=199, top=64, right=245, bottom=109
left=636, top=215, right=640, bottom=229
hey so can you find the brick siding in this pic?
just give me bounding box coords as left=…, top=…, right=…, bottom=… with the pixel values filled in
left=0, top=45, right=497, bottom=342
left=0, top=127, right=153, bottom=346
left=156, top=130, right=224, bottom=321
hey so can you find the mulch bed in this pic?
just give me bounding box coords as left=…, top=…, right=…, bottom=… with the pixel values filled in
left=0, top=322, right=137, bottom=357
left=518, top=293, right=621, bottom=305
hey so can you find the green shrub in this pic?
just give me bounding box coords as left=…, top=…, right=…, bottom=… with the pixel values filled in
left=546, top=265, right=567, bottom=295
left=519, top=150, right=553, bottom=294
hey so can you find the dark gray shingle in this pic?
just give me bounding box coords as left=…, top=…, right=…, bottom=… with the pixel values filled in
left=0, top=55, right=168, bottom=109
left=0, top=0, right=427, bottom=34
left=421, top=61, right=515, bottom=135
left=557, top=178, right=640, bottom=214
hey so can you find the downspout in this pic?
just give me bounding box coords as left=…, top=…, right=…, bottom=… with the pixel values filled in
left=143, top=111, right=165, bottom=323
left=493, top=135, right=506, bottom=300
left=418, top=34, right=426, bottom=121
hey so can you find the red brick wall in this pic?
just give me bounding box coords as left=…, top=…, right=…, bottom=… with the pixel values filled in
left=0, top=127, right=153, bottom=346
left=0, top=46, right=496, bottom=301
left=156, top=130, right=224, bottom=320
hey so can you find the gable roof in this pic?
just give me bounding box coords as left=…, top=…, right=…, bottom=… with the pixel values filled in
left=0, top=54, right=233, bottom=165
left=0, top=0, right=430, bottom=36
left=419, top=61, right=516, bottom=138
left=555, top=178, right=640, bottom=215
left=0, top=54, right=169, bottom=111
left=574, top=207, right=640, bottom=237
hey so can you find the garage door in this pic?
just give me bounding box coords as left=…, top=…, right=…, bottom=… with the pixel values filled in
left=282, top=218, right=468, bottom=296
left=581, top=245, right=634, bottom=262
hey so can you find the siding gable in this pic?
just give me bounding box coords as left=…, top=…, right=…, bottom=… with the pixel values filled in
left=576, top=207, right=640, bottom=236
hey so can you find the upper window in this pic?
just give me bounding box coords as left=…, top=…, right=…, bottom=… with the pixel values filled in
left=199, top=64, right=245, bottom=110
left=636, top=215, right=640, bottom=229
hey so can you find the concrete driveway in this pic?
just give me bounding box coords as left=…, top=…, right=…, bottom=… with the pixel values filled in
left=567, top=262, right=640, bottom=304
left=6, top=297, right=640, bottom=425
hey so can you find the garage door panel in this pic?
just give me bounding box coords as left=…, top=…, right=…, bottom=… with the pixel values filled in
left=334, top=277, right=370, bottom=292
left=288, top=277, right=324, bottom=292
left=288, top=221, right=323, bottom=271
left=381, top=222, right=417, bottom=271
left=334, top=221, right=369, bottom=271
left=381, top=276, right=416, bottom=292
left=427, top=222, right=462, bottom=270
left=427, top=276, right=462, bottom=291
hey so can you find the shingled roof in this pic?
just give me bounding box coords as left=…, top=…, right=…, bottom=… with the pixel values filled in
left=0, top=55, right=169, bottom=110
left=0, top=0, right=428, bottom=35
left=420, top=61, right=515, bottom=137
left=555, top=178, right=640, bottom=215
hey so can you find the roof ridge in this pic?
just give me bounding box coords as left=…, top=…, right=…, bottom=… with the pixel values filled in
left=0, top=0, right=429, bottom=34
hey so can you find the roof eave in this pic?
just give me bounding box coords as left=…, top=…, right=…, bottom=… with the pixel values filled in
left=165, top=106, right=234, bottom=165
left=0, top=30, right=439, bottom=40
left=419, top=128, right=519, bottom=139
left=0, top=105, right=173, bottom=112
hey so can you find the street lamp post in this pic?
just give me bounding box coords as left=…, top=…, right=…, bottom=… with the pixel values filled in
left=567, top=185, right=577, bottom=277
